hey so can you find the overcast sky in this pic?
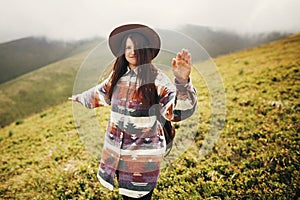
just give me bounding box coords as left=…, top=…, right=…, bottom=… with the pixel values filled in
left=0, top=0, right=299, bottom=43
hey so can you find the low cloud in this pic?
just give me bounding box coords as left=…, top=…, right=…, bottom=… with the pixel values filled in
left=0, top=0, right=299, bottom=42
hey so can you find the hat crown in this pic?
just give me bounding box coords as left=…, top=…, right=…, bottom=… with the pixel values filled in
left=109, top=24, right=161, bottom=58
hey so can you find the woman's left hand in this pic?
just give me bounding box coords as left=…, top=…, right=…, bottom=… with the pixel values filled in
left=171, top=49, right=192, bottom=83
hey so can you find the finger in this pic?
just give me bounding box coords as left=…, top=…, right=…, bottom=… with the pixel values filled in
left=181, top=49, right=187, bottom=58
left=69, top=95, right=79, bottom=101
left=181, top=49, right=188, bottom=60
left=180, top=49, right=190, bottom=64
left=185, top=50, right=191, bottom=63
left=180, top=52, right=185, bottom=62
left=69, top=96, right=77, bottom=101
left=171, top=58, right=176, bottom=68
left=186, top=52, right=192, bottom=65
left=176, top=52, right=182, bottom=60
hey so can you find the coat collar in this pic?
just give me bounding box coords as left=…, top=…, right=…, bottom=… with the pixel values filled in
left=125, top=66, right=138, bottom=75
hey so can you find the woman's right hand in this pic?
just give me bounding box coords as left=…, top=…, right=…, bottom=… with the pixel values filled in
left=68, top=95, right=79, bottom=102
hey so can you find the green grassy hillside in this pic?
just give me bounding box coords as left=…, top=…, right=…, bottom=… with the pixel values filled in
left=0, top=46, right=95, bottom=127
left=0, top=37, right=102, bottom=83
left=0, top=33, right=299, bottom=199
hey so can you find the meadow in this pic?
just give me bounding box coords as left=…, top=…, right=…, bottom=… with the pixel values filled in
left=0, top=50, right=88, bottom=127
left=0, top=33, right=299, bottom=199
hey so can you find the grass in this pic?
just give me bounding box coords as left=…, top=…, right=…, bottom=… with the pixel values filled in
left=0, top=50, right=91, bottom=127
left=0, top=33, right=299, bottom=199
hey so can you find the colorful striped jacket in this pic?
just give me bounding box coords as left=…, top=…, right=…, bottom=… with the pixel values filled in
left=75, top=66, right=197, bottom=198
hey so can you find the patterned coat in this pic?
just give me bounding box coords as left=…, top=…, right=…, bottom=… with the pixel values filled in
left=75, top=67, right=197, bottom=198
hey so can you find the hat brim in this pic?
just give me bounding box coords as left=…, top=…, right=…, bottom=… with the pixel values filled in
left=108, top=24, right=161, bottom=59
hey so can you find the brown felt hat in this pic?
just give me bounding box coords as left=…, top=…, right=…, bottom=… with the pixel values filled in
left=108, top=24, right=161, bottom=58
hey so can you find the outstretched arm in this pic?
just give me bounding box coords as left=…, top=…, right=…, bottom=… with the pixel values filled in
left=68, top=77, right=111, bottom=109
left=68, top=89, right=106, bottom=108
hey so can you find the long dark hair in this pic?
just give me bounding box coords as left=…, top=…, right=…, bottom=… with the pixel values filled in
left=107, top=32, right=158, bottom=105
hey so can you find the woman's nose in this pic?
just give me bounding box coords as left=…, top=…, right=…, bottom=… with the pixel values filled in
left=130, top=49, right=135, bottom=55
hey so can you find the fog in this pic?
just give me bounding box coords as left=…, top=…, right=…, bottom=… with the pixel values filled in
left=0, top=0, right=299, bottom=42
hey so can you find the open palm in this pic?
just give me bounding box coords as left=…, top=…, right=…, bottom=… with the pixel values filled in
left=172, top=49, right=192, bottom=83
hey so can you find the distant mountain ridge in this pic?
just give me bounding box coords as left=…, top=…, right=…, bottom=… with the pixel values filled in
left=178, top=24, right=291, bottom=57
left=0, top=25, right=290, bottom=84
left=0, top=36, right=102, bottom=83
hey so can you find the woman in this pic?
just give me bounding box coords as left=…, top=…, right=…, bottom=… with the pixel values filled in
left=69, top=24, right=197, bottom=199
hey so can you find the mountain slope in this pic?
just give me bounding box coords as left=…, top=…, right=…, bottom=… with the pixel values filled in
left=0, top=25, right=289, bottom=84
left=179, top=24, right=290, bottom=57
left=0, top=37, right=101, bottom=83
left=0, top=48, right=93, bottom=127
left=0, top=33, right=299, bottom=199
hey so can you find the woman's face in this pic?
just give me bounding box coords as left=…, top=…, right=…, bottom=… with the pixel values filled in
left=125, top=37, right=137, bottom=68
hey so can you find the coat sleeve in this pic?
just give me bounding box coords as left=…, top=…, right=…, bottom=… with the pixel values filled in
left=73, top=75, right=112, bottom=109
left=155, top=71, right=197, bottom=122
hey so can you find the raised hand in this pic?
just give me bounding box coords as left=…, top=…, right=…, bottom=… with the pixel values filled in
left=171, top=49, right=192, bottom=83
